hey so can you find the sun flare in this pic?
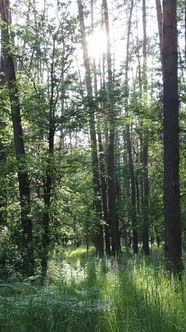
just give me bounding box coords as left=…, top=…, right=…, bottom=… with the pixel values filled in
left=87, top=29, right=107, bottom=60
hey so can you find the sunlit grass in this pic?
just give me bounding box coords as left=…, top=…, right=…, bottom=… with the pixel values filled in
left=0, top=247, right=186, bottom=331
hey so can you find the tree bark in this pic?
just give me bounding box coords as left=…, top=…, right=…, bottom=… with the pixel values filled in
left=142, top=0, right=150, bottom=255
left=77, top=0, right=104, bottom=257
left=163, top=0, right=183, bottom=275
left=41, top=35, right=59, bottom=281
left=91, top=0, right=110, bottom=255
left=41, top=68, right=55, bottom=281
left=0, top=120, right=7, bottom=226
left=185, top=0, right=186, bottom=63
left=0, top=57, right=7, bottom=226
left=0, top=0, right=33, bottom=275
left=102, top=0, right=120, bottom=255
left=97, top=126, right=111, bottom=255
left=42, top=131, right=53, bottom=281
left=155, top=0, right=163, bottom=71
left=124, top=0, right=138, bottom=254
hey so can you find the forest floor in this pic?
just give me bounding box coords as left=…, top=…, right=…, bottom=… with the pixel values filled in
left=0, top=247, right=186, bottom=332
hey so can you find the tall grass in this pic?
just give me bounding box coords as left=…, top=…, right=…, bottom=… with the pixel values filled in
left=0, top=247, right=186, bottom=331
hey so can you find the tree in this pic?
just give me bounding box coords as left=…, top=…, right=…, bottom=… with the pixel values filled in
left=124, top=0, right=138, bottom=254
left=0, top=62, right=7, bottom=227
left=77, top=0, right=104, bottom=256
left=90, top=0, right=111, bottom=255
left=142, top=0, right=150, bottom=255
left=0, top=0, right=33, bottom=275
left=155, top=0, right=163, bottom=70
left=102, top=0, right=120, bottom=255
left=163, top=0, right=183, bottom=275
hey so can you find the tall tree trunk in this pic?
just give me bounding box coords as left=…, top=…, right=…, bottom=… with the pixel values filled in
left=41, top=36, right=57, bottom=281
left=125, top=0, right=138, bottom=254
left=98, top=58, right=111, bottom=255
left=142, top=141, right=150, bottom=255
left=91, top=0, right=110, bottom=255
left=77, top=0, right=104, bottom=257
left=0, top=56, right=7, bottom=226
left=155, top=0, right=163, bottom=71
left=97, top=125, right=111, bottom=255
left=185, top=0, right=186, bottom=63
left=102, top=0, right=120, bottom=255
left=0, top=0, right=33, bottom=275
left=163, top=0, right=183, bottom=275
left=0, top=120, right=7, bottom=226
left=42, top=126, right=54, bottom=281
left=142, top=0, right=150, bottom=255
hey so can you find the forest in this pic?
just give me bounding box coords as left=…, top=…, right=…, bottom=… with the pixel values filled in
left=0, top=0, right=186, bottom=331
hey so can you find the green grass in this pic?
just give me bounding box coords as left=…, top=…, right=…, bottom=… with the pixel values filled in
left=0, top=248, right=186, bottom=331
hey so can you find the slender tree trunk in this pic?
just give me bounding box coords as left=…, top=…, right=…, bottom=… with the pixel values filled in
left=124, top=0, right=138, bottom=254
left=97, top=126, right=111, bottom=255
left=115, top=133, right=122, bottom=251
left=0, top=56, right=7, bottom=226
left=163, top=0, right=183, bottom=275
left=102, top=0, right=120, bottom=255
left=77, top=0, right=104, bottom=256
left=142, top=141, right=150, bottom=255
left=91, top=0, right=110, bottom=255
left=142, top=0, right=150, bottom=255
left=121, top=133, right=128, bottom=248
left=0, top=120, right=7, bottom=226
left=98, top=59, right=111, bottom=255
left=0, top=0, right=33, bottom=275
left=155, top=0, right=163, bottom=71
left=42, top=127, right=54, bottom=281
left=126, top=127, right=138, bottom=254
left=41, top=37, right=56, bottom=281
left=185, top=0, right=186, bottom=63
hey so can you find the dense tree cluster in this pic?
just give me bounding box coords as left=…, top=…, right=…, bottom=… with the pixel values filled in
left=0, top=0, right=185, bottom=280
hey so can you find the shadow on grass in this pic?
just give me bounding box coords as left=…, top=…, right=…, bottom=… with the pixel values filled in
left=114, top=269, right=179, bottom=332
left=0, top=253, right=185, bottom=332
left=0, top=258, right=100, bottom=332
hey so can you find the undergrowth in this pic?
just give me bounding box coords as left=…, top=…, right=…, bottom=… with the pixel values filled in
left=0, top=247, right=185, bottom=332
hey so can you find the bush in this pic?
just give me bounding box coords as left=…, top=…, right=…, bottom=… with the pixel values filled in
left=0, top=227, right=22, bottom=280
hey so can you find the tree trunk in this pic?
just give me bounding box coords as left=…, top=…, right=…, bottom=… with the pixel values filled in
left=91, top=0, right=110, bottom=255
left=142, top=141, right=150, bottom=255
left=0, top=120, right=7, bottom=226
left=97, top=127, right=111, bottom=255
left=0, top=0, right=33, bottom=275
left=42, top=140, right=53, bottom=281
left=163, top=0, right=183, bottom=275
left=124, top=0, right=138, bottom=254
left=102, top=0, right=120, bottom=255
left=77, top=0, right=104, bottom=257
left=41, top=37, right=56, bottom=281
left=0, top=58, right=7, bottom=226
left=142, top=0, right=150, bottom=255
left=185, top=0, right=186, bottom=63
left=98, top=60, right=111, bottom=255
left=155, top=0, right=163, bottom=71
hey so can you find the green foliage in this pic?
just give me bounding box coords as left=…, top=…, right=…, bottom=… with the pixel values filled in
left=0, top=250, right=186, bottom=331
left=0, top=227, right=22, bottom=280
left=0, top=0, right=185, bottom=280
